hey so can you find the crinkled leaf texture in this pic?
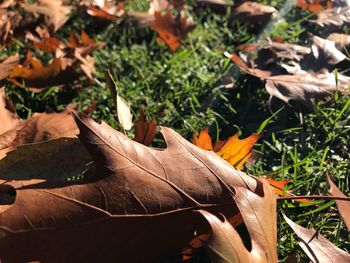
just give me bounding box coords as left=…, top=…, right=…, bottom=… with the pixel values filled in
left=198, top=179, right=277, bottom=263
left=0, top=112, right=262, bottom=262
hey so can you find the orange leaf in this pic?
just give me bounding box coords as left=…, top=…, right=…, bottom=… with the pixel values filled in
left=192, top=127, right=213, bottom=151
left=215, top=133, right=261, bottom=169
left=230, top=53, right=250, bottom=72
left=266, top=177, right=289, bottom=196
left=265, top=177, right=315, bottom=204
left=296, top=0, right=332, bottom=13
left=8, top=54, right=62, bottom=91
left=133, top=109, right=157, bottom=146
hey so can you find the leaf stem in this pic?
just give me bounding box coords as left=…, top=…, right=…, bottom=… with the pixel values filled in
left=277, top=195, right=350, bottom=201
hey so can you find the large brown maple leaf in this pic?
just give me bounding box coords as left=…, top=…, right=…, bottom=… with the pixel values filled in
left=0, top=112, right=275, bottom=262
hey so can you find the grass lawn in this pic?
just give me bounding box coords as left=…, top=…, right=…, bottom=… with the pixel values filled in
left=2, top=0, right=350, bottom=261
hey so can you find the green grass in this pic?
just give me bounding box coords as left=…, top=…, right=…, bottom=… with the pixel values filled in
left=2, top=0, right=350, bottom=262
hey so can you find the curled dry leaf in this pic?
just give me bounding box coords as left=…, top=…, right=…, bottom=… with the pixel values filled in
left=7, top=52, right=63, bottom=92
left=229, top=51, right=349, bottom=106
left=232, top=1, right=277, bottom=26
left=25, top=27, right=64, bottom=52
left=197, top=179, right=277, bottom=263
left=327, top=175, right=350, bottom=230
left=0, top=112, right=260, bottom=262
left=105, top=70, right=133, bottom=130
left=238, top=35, right=347, bottom=74
left=283, top=213, right=350, bottom=263
left=9, top=31, right=102, bottom=90
left=133, top=108, right=157, bottom=146
left=264, top=72, right=348, bottom=106
left=22, top=0, right=73, bottom=32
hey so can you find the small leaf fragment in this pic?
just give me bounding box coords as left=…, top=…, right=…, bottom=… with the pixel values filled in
left=133, top=108, right=157, bottom=146
left=192, top=127, right=213, bottom=151
left=327, top=175, right=350, bottom=230
left=283, top=213, right=350, bottom=263
left=105, top=70, right=133, bottom=130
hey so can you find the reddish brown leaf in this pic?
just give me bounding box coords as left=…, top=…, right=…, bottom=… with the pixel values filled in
left=296, top=0, right=332, bottom=13
left=0, top=88, right=79, bottom=159
left=151, top=10, right=195, bottom=51
left=0, top=112, right=260, bottom=262
left=283, top=213, right=350, bottom=263
left=26, top=28, right=63, bottom=52
left=327, top=175, right=350, bottom=230
left=8, top=53, right=63, bottom=91
left=0, top=54, right=19, bottom=81
left=133, top=108, right=157, bottom=146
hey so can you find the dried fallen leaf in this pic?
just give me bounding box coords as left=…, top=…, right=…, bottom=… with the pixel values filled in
left=197, top=178, right=277, bottom=263
left=264, top=71, right=348, bottom=106
left=83, top=0, right=125, bottom=20
left=0, top=88, right=79, bottom=159
left=296, top=0, right=332, bottom=13
left=327, top=175, right=350, bottom=230
left=9, top=31, right=102, bottom=90
left=0, top=87, right=21, bottom=135
left=22, top=0, right=73, bottom=32
left=229, top=51, right=349, bottom=106
left=232, top=1, right=277, bottom=26
left=327, top=33, right=350, bottom=47
left=133, top=108, right=157, bottom=146
left=25, top=27, right=63, bottom=52
left=7, top=53, right=63, bottom=91
left=0, top=112, right=260, bottom=262
left=0, top=137, right=91, bottom=180
left=283, top=213, right=350, bottom=263
left=0, top=54, right=19, bottom=81
left=313, top=6, right=350, bottom=27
